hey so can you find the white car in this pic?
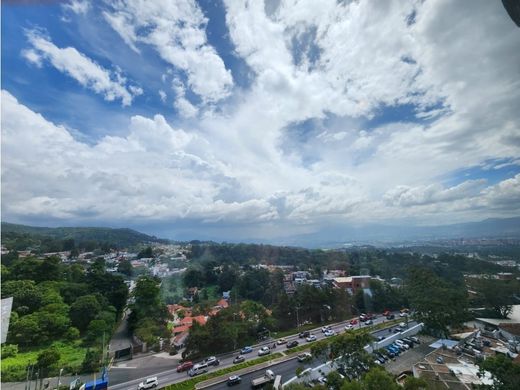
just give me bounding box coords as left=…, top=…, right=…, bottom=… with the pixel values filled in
left=344, top=324, right=354, bottom=331
left=297, top=352, right=312, bottom=362
left=324, top=330, right=336, bottom=337
left=321, top=326, right=331, bottom=333
left=204, top=356, right=220, bottom=366
left=395, top=340, right=409, bottom=350
left=138, top=377, right=158, bottom=389
left=306, top=335, right=317, bottom=342
left=399, top=312, right=408, bottom=317
left=258, top=346, right=271, bottom=356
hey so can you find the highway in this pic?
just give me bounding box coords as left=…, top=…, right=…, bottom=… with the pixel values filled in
left=108, top=313, right=410, bottom=389
left=202, top=319, right=417, bottom=390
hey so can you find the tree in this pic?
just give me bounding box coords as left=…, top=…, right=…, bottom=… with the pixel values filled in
left=361, top=368, right=399, bottom=390
left=70, top=295, right=102, bottom=332
left=327, top=371, right=345, bottom=390
left=117, top=259, right=133, bottom=277
left=183, top=267, right=205, bottom=288
left=137, top=246, right=153, bottom=259
left=403, top=376, right=428, bottom=390
left=476, top=279, right=517, bottom=318
left=81, top=349, right=101, bottom=373
left=217, top=264, right=238, bottom=292
left=1, top=280, right=43, bottom=314
left=406, top=267, right=468, bottom=337
left=9, top=314, right=41, bottom=346
left=478, top=353, right=520, bottom=390
left=86, top=320, right=109, bottom=345
left=37, top=347, right=61, bottom=378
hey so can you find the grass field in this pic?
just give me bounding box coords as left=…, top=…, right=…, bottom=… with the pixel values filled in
left=1, top=341, right=88, bottom=382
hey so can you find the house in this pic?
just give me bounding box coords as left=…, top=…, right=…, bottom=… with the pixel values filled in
left=216, top=298, right=229, bottom=309
left=332, top=275, right=371, bottom=294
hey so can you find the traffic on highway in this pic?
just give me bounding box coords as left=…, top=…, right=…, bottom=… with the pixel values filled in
left=109, top=311, right=412, bottom=390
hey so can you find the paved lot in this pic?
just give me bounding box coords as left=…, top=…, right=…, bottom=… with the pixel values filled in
left=384, top=335, right=436, bottom=375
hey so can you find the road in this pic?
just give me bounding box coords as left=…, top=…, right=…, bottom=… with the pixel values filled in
left=108, top=313, right=409, bottom=389
left=203, top=319, right=417, bottom=390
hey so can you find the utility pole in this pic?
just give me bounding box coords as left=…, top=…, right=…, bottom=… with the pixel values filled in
left=295, top=306, right=300, bottom=329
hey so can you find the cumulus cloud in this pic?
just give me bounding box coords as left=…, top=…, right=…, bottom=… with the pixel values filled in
left=102, top=0, right=233, bottom=105
left=23, top=29, right=142, bottom=106
left=3, top=0, right=520, bottom=236
left=61, top=0, right=90, bottom=15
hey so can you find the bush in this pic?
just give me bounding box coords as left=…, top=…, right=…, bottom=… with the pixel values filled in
left=81, top=349, right=101, bottom=373
left=65, top=327, right=80, bottom=341
left=1, top=344, right=18, bottom=359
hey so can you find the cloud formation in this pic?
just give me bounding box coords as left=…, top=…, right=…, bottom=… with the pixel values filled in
left=23, top=29, right=142, bottom=106
left=2, top=0, right=520, bottom=240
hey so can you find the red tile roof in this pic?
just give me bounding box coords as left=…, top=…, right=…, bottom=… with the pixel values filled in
left=172, top=325, right=191, bottom=334
left=217, top=298, right=229, bottom=308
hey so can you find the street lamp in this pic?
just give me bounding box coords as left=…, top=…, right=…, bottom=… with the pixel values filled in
left=57, top=368, right=63, bottom=390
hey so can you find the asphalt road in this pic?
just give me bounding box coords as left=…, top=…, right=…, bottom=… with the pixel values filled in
left=108, top=313, right=408, bottom=390
left=203, top=318, right=418, bottom=390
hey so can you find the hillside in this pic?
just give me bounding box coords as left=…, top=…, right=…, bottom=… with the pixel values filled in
left=1, top=222, right=168, bottom=249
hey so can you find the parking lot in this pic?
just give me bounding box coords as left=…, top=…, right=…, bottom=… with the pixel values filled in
left=384, top=335, right=436, bottom=375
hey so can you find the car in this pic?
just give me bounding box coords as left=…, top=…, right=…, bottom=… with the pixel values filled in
left=395, top=340, right=409, bottom=350
left=364, top=319, right=373, bottom=325
left=386, top=314, right=395, bottom=320
left=258, top=346, right=271, bottom=356
left=375, top=352, right=388, bottom=361
left=299, top=331, right=311, bottom=338
left=297, top=352, right=312, bottom=362
left=227, top=375, right=242, bottom=386
left=410, top=336, right=420, bottom=344
left=383, top=310, right=391, bottom=317
left=137, top=377, right=158, bottom=390
left=287, top=340, right=299, bottom=348
left=306, top=335, right=317, bottom=342
left=233, top=355, right=245, bottom=364
left=350, top=319, right=358, bottom=325
left=385, top=347, right=397, bottom=357
left=321, top=326, right=332, bottom=333
left=205, top=356, right=220, bottom=366
left=399, top=322, right=406, bottom=328
left=436, top=356, right=444, bottom=364
left=400, top=312, right=408, bottom=317
left=188, top=363, right=208, bottom=377
left=359, top=314, right=367, bottom=321
left=344, top=324, right=354, bottom=331
left=376, top=335, right=385, bottom=341
left=394, top=326, right=403, bottom=333
left=240, top=346, right=253, bottom=354
left=276, top=338, right=287, bottom=345
left=176, top=361, right=194, bottom=372
left=324, top=330, right=336, bottom=337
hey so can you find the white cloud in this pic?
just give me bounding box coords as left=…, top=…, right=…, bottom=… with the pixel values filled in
left=158, top=90, right=167, bottom=103
left=3, top=0, right=520, bottom=238
left=23, top=29, right=142, bottom=106
left=102, top=0, right=233, bottom=105
left=62, top=0, right=90, bottom=15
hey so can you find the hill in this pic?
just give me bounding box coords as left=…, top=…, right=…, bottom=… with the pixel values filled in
left=1, top=222, right=168, bottom=249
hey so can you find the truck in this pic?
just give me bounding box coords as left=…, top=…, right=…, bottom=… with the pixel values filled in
left=251, top=369, right=275, bottom=388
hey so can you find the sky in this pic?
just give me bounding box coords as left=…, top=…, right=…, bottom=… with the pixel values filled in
left=1, top=0, right=520, bottom=244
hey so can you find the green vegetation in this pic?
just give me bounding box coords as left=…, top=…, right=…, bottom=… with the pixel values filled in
left=1, top=222, right=166, bottom=252
left=163, top=352, right=284, bottom=390
left=1, top=255, right=128, bottom=381
left=478, top=353, right=520, bottom=390
left=1, top=341, right=87, bottom=382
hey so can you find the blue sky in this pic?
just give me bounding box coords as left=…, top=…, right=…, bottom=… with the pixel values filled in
left=2, top=0, right=520, bottom=244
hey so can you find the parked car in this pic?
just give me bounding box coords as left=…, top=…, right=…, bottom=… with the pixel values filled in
left=287, top=340, right=299, bottom=348
left=306, top=335, right=317, bottom=342
left=299, top=331, right=311, bottom=338
left=258, top=346, right=271, bottom=356
left=137, top=377, right=158, bottom=390
left=176, top=361, right=193, bottom=372
left=240, top=346, right=253, bottom=354
left=233, top=355, right=245, bottom=364
left=205, top=356, right=220, bottom=366
left=276, top=338, right=287, bottom=345
left=373, top=354, right=385, bottom=364
left=227, top=375, right=242, bottom=386
left=395, top=340, right=409, bottom=350
left=410, top=336, right=420, bottom=344
left=297, top=352, right=312, bottom=362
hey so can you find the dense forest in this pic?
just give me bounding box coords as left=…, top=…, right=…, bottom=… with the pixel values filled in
left=1, top=222, right=167, bottom=251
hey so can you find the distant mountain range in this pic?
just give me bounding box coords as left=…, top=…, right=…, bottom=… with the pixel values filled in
left=272, top=217, right=520, bottom=248
left=1, top=222, right=167, bottom=248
